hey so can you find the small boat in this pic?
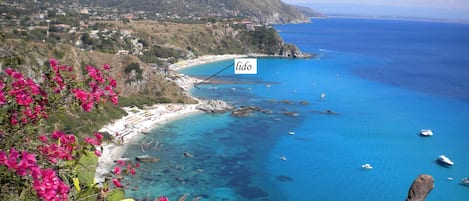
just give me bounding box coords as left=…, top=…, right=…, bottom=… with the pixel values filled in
left=288, top=131, right=295, bottom=135
left=361, top=163, right=373, bottom=170
left=420, top=129, right=433, bottom=136
left=320, top=93, right=326, bottom=99
left=437, top=155, right=454, bottom=166
left=461, top=178, right=469, bottom=186
left=280, top=155, right=287, bottom=161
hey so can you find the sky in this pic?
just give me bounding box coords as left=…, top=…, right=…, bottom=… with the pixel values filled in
left=282, top=0, right=469, bottom=21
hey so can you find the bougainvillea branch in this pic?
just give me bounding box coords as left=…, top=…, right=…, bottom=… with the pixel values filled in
left=0, top=59, right=121, bottom=201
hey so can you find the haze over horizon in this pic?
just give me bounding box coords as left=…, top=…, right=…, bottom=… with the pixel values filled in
left=283, top=0, right=469, bottom=21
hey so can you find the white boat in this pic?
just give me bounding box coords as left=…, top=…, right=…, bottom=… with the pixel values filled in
left=280, top=155, right=287, bottom=161
left=420, top=129, right=433, bottom=136
left=461, top=178, right=469, bottom=186
left=437, top=155, right=454, bottom=166
left=361, top=163, right=373, bottom=170
left=320, top=93, right=326, bottom=99
left=288, top=131, right=295, bottom=135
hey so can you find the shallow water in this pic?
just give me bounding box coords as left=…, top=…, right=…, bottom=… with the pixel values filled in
left=124, top=18, right=469, bottom=201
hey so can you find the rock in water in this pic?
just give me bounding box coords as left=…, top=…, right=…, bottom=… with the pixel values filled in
left=196, top=99, right=234, bottom=113
left=183, top=151, right=194, bottom=158
left=406, top=174, right=434, bottom=201
left=135, top=155, right=160, bottom=163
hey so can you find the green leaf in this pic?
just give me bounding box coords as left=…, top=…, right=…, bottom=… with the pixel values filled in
left=106, top=189, right=125, bottom=201
left=77, top=152, right=99, bottom=187
left=76, top=184, right=98, bottom=201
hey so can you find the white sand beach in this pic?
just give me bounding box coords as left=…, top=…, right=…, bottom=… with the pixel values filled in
left=95, top=55, right=241, bottom=183
left=169, top=54, right=248, bottom=71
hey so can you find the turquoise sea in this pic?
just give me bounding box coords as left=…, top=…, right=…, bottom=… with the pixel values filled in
left=124, top=18, right=469, bottom=201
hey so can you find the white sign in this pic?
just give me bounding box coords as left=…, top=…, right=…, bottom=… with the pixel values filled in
left=234, top=58, right=257, bottom=74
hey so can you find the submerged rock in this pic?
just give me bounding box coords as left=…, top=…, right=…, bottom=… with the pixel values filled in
left=277, top=175, right=294, bottom=182
left=135, top=155, right=160, bottom=163
left=231, top=106, right=263, bottom=117
left=283, top=111, right=299, bottom=117
left=406, top=174, right=434, bottom=201
left=281, top=100, right=292, bottom=104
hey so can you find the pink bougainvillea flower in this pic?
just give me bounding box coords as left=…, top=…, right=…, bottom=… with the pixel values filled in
left=108, top=78, right=117, bottom=88
left=39, top=135, right=48, bottom=143
left=49, top=58, right=58, bottom=70
left=113, top=166, right=121, bottom=175
left=94, top=150, right=102, bottom=157
left=0, top=151, right=7, bottom=164
left=84, top=137, right=98, bottom=146
left=156, top=196, right=169, bottom=201
left=112, top=178, right=123, bottom=188
left=103, top=63, right=111, bottom=70
left=94, top=132, right=103, bottom=140
left=116, top=159, right=126, bottom=166
left=0, top=80, right=6, bottom=105
left=72, top=88, right=89, bottom=102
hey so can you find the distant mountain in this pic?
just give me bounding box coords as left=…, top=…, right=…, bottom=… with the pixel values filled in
left=292, top=5, right=323, bottom=17
left=76, top=0, right=310, bottom=24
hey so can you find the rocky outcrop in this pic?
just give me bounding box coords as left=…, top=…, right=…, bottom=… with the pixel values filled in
left=231, top=106, right=273, bottom=117
left=406, top=174, right=434, bottom=201
left=278, top=44, right=311, bottom=58
left=231, top=106, right=263, bottom=117
left=196, top=100, right=235, bottom=113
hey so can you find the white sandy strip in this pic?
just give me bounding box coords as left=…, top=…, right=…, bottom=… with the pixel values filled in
left=169, top=54, right=248, bottom=71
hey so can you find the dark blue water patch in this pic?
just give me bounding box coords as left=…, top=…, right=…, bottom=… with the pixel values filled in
left=276, top=18, right=469, bottom=101
left=276, top=175, right=294, bottom=182
left=354, top=62, right=469, bottom=101
left=236, top=186, right=269, bottom=200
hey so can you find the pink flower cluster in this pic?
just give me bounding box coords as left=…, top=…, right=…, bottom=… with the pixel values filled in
left=0, top=80, right=6, bottom=104
left=48, top=59, right=74, bottom=93
left=156, top=196, right=169, bottom=201
left=71, top=64, right=118, bottom=112
left=85, top=132, right=104, bottom=157
left=38, top=131, right=77, bottom=163
left=39, top=131, right=104, bottom=163
left=0, top=59, right=121, bottom=200
left=84, top=132, right=104, bottom=146
left=1, top=68, right=48, bottom=125
left=110, top=159, right=140, bottom=188
left=0, top=148, right=69, bottom=201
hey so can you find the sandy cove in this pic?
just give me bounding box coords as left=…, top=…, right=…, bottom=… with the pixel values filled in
left=95, top=55, right=243, bottom=183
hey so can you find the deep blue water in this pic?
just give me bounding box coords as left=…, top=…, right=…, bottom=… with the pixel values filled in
left=124, top=18, right=469, bottom=201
